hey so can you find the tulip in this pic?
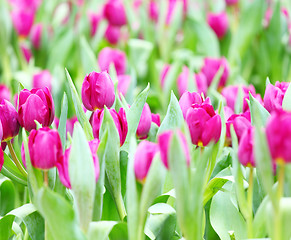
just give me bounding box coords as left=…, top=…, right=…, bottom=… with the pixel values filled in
left=223, top=106, right=234, bottom=120
left=201, top=57, right=229, bottom=88
left=186, top=102, right=221, bottom=146
left=18, top=87, right=55, bottom=131
left=98, top=47, right=127, bottom=75
left=264, top=82, right=290, bottom=113
left=136, top=103, right=152, bottom=139
left=0, top=84, right=11, bottom=103
left=9, top=0, right=42, bottom=13
left=90, top=108, right=128, bottom=146
left=151, top=113, right=161, bottom=127
left=105, top=24, right=121, bottom=45
left=0, top=100, right=20, bottom=141
left=266, top=110, right=291, bottom=163
left=134, top=141, right=159, bottom=181
left=148, top=0, right=158, bottom=22
left=160, top=64, right=170, bottom=89
left=32, top=70, right=53, bottom=92
left=0, top=147, right=3, bottom=172
left=238, top=127, right=255, bottom=167
left=11, top=9, right=34, bottom=37
left=56, top=139, right=100, bottom=189
left=225, top=0, right=238, bottom=6
left=88, top=12, right=101, bottom=37
left=103, top=0, right=127, bottom=27
left=117, top=75, right=131, bottom=97
left=27, top=127, right=62, bottom=169
left=207, top=12, right=229, bottom=39
left=20, top=44, right=32, bottom=63
left=81, top=71, right=115, bottom=111
left=158, top=130, right=190, bottom=169
left=30, top=23, right=42, bottom=49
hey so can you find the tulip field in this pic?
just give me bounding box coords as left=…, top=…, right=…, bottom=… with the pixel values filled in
left=2, top=0, right=291, bottom=239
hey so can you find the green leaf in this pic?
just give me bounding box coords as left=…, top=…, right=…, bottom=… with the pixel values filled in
left=0, top=178, right=15, bottom=215
left=35, top=187, right=85, bottom=240
left=157, top=91, right=183, bottom=136
left=80, top=36, right=98, bottom=74
left=253, top=195, right=269, bottom=238
left=65, top=68, right=93, bottom=140
left=0, top=215, right=15, bottom=240
left=69, top=123, right=96, bottom=233
left=58, top=92, right=68, bottom=150
left=88, top=221, right=117, bottom=240
left=248, top=92, right=270, bottom=126
left=282, top=82, right=291, bottom=111
left=109, top=222, right=128, bottom=240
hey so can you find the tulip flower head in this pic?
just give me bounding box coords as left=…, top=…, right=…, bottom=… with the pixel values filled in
left=117, top=75, right=131, bottom=98
left=30, top=23, right=42, bottom=49
left=103, top=0, right=127, bottom=27
left=0, top=147, right=3, bottom=172
left=238, top=127, right=255, bottom=167
left=88, top=12, right=101, bottom=37
left=32, top=70, right=53, bottom=92
left=105, top=24, right=121, bottom=45
left=225, top=0, right=238, bottom=6
left=11, top=9, right=34, bottom=37
left=0, top=84, right=11, bottom=103
left=136, top=103, right=152, bottom=139
left=151, top=113, right=161, bottom=127
left=207, top=12, right=229, bottom=39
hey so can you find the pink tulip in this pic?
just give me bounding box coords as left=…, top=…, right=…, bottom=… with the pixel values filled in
left=32, top=70, right=53, bottom=92
left=151, top=113, right=161, bottom=127
left=0, top=84, right=11, bottom=103
left=20, top=44, right=32, bottom=63
left=9, top=0, right=42, bottom=13
left=30, top=23, right=42, bottom=49
left=88, top=12, right=101, bottom=37
left=225, top=0, right=238, bottom=6
left=238, top=127, right=255, bottom=167
left=105, top=24, right=121, bottom=45
left=149, top=0, right=158, bottom=22
left=207, top=12, right=229, bottom=39
left=103, top=0, right=127, bottom=27
left=11, top=9, right=34, bottom=37
left=0, top=147, right=3, bottom=172
left=117, top=75, right=131, bottom=97
left=136, top=103, right=152, bottom=139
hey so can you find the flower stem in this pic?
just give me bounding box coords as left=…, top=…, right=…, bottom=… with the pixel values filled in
left=115, top=192, right=126, bottom=221
left=44, top=171, right=49, bottom=187
left=247, top=167, right=254, bottom=239
left=7, top=141, right=28, bottom=178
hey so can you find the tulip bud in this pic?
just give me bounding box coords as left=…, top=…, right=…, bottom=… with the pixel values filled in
left=207, top=12, right=229, bottom=39
left=264, top=82, right=290, bottom=113
left=117, top=75, right=131, bottom=97
left=201, top=57, right=229, bottom=88
left=151, top=113, right=161, bottom=127
left=56, top=139, right=100, bottom=189
left=158, top=130, right=190, bottom=169
left=266, top=110, right=291, bottom=163
left=148, top=0, right=158, bottom=22
left=103, top=0, right=127, bottom=27
left=11, top=9, right=34, bottom=37
left=186, top=102, right=221, bottom=146
left=81, top=71, right=115, bottom=111
left=20, top=44, right=32, bottom=63
left=18, top=87, right=55, bottom=131
left=32, top=70, right=53, bottom=92
left=98, top=47, right=127, bottom=75
left=30, top=23, right=42, bottom=49
left=134, top=141, right=159, bottom=182
left=238, top=127, right=255, bottom=167
left=90, top=108, right=128, bottom=146
left=88, top=12, right=101, bottom=37
left=9, top=0, right=42, bottom=13
left=0, top=100, right=20, bottom=141
left=225, top=0, right=238, bottom=6
left=0, top=84, right=11, bottom=103
left=105, top=24, right=121, bottom=45
left=27, top=128, right=63, bottom=170
left=136, top=103, right=152, bottom=139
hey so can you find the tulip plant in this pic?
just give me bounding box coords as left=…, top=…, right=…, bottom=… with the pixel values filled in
left=1, top=0, right=291, bottom=240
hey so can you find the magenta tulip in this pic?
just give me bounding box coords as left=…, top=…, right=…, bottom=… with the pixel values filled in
left=0, top=84, right=11, bottom=103
left=186, top=102, right=221, bottom=146
left=151, top=113, right=161, bottom=127
left=81, top=71, right=115, bottom=111
left=0, top=147, right=3, bottom=172
left=20, top=44, right=32, bottom=63
left=11, top=9, right=34, bottom=37
left=158, top=130, right=190, bottom=169
left=148, top=0, right=158, bottom=22
left=238, top=127, right=255, bottom=167
left=0, top=100, right=20, bottom=141
left=32, top=70, right=53, bottom=92
left=207, top=12, right=229, bottom=39
left=105, top=24, right=121, bottom=45
left=9, top=0, right=42, bottom=13
left=56, top=139, right=100, bottom=189
left=134, top=141, right=159, bottom=182
left=90, top=108, right=128, bottom=146
left=88, top=12, right=101, bottom=37
left=103, top=0, right=127, bottom=27
left=98, top=47, right=127, bottom=75
left=30, top=23, right=42, bottom=49
left=136, top=103, right=152, bottom=139
left=117, top=75, right=131, bottom=97
left=225, top=0, right=238, bottom=6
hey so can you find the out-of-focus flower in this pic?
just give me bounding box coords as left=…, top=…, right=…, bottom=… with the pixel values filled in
left=266, top=110, right=291, bottom=163
left=151, top=113, right=161, bottom=127
left=90, top=108, right=128, bottom=146
left=207, top=12, right=229, bottom=39
left=158, top=130, right=190, bottom=169
left=160, top=64, right=170, bottom=89
left=117, top=75, right=131, bottom=97
left=0, top=100, right=20, bottom=141
left=134, top=141, right=159, bottom=182
left=0, top=84, right=11, bottom=103
left=105, top=24, right=121, bottom=45
left=32, top=70, right=53, bottom=92
left=11, top=10, right=34, bottom=37
left=103, top=0, right=127, bottom=27
left=225, top=0, right=238, bottom=6
left=238, top=127, right=255, bottom=167
left=88, top=12, right=101, bottom=37
left=18, top=87, right=55, bottom=131
left=264, top=82, right=290, bottom=113
left=81, top=71, right=115, bottom=111
left=98, top=47, right=127, bottom=75
left=149, top=0, right=158, bottom=22
left=30, top=23, right=42, bottom=49
left=56, top=139, right=100, bottom=188
left=186, top=102, right=221, bottom=146
left=9, top=0, right=42, bottom=13
left=20, top=44, right=32, bottom=63
left=136, top=103, right=152, bottom=139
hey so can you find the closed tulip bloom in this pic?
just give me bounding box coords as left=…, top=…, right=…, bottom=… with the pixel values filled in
left=88, top=12, right=101, bottom=37
left=134, top=141, right=159, bottom=181
left=30, top=23, right=42, bottom=49
left=238, top=127, right=255, bottom=167
left=90, top=108, right=128, bottom=146
left=103, top=0, right=127, bottom=27
left=186, top=102, right=221, bottom=146
left=56, top=139, right=100, bottom=189
left=20, top=44, right=32, bottom=63
left=136, top=103, right=152, bottom=139
left=266, top=110, right=291, bottom=163
left=105, top=25, right=121, bottom=45
left=9, top=0, right=42, bottom=13
left=225, top=0, right=238, bottom=6
left=0, top=84, right=11, bottom=102
left=117, top=75, right=131, bottom=97
left=81, top=71, right=115, bottom=111
left=207, top=12, right=229, bottom=39
left=158, top=130, right=190, bottom=169
left=151, top=113, right=161, bottom=127
left=149, top=0, right=158, bottom=22
left=32, top=70, right=53, bottom=92
left=98, top=47, right=127, bottom=75
left=201, top=57, right=229, bottom=88
left=264, top=82, right=290, bottom=113
left=28, top=128, right=62, bottom=169
left=11, top=10, right=34, bottom=37
left=0, top=100, right=20, bottom=141
left=18, top=88, right=54, bottom=131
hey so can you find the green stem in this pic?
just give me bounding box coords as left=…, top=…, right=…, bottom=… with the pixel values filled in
left=7, top=141, right=28, bottom=178
left=247, top=167, right=254, bottom=239
left=44, top=171, right=48, bottom=187
left=115, top=192, right=126, bottom=221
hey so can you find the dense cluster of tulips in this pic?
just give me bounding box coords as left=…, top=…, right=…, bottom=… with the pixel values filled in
left=1, top=0, right=291, bottom=239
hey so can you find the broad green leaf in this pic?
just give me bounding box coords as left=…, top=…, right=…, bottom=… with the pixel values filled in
left=65, top=69, right=93, bottom=140
left=253, top=196, right=269, bottom=238
left=80, top=36, right=98, bottom=74
left=88, top=221, right=117, bottom=240
left=282, top=82, right=291, bottom=111
left=58, top=92, right=68, bottom=150
left=69, top=123, right=95, bottom=233
left=35, top=187, right=85, bottom=240
left=0, top=215, right=15, bottom=240
left=109, top=222, right=128, bottom=240
left=248, top=92, right=270, bottom=126
left=0, top=178, right=15, bottom=215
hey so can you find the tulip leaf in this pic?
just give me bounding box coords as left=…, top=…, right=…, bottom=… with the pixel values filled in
left=122, top=84, right=150, bottom=151
left=65, top=68, right=94, bottom=140
left=0, top=178, right=15, bottom=215
left=248, top=92, right=270, bottom=126
left=282, top=82, right=291, bottom=111
left=58, top=92, right=68, bottom=150
left=69, top=123, right=96, bottom=233
left=253, top=195, right=269, bottom=238
left=35, top=187, right=85, bottom=240
left=88, top=221, right=117, bottom=240
left=80, top=36, right=98, bottom=74
left=157, top=91, right=183, bottom=136
left=0, top=215, right=15, bottom=240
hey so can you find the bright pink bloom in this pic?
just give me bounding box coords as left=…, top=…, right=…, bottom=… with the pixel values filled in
left=238, top=127, right=255, bottom=167
left=105, top=25, right=121, bottom=45
left=117, top=75, right=131, bottom=97
left=225, top=0, right=238, bottom=6
left=20, top=44, right=32, bottom=63
left=30, top=23, right=42, bottom=49
left=151, top=113, right=161, bottom=127
left=88, top=12, right=101, bottom=37
left=32, top=70, right=53, bottom=92
left=136, top=103, right=152, bottom=139
left=0, top=147, right=3, bottom=172
left=0, top=84, right=11, bottom=103
left=207, top=12, right=229, bottom=39
left=149, top=0, right=158, bottom=22
left=11, top=10, right=34, bottom=37
left=103, top=0, right=127, bottom=27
